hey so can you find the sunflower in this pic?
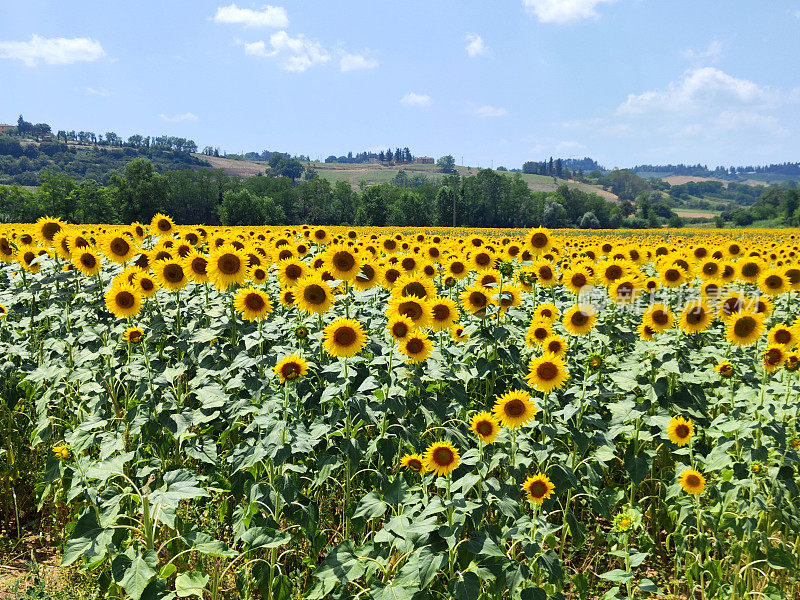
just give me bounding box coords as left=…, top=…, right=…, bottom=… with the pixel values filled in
left=525, top=320, right=553, bottom=347
left=785, top=352, right=800, bottom=372
left=399, top=331, right=433, bottom=364
left=525, top=227, right=552, bottom=255
left=423, top=442, right=460, bottom=476
left=420, top=296, right=454, bottom=331
left=36, top=216, right=65, bottom=244
left=496, top=285, right=523, bottom=314
left=718, top=293, right=746, bottom=319
left=758, top=268, right=789, bottom=296
left=400, top=453, right=426, bottom=473
left=395, top=273, right=436, bottom=300
left=249, top=265, right=269, bottom=285
left=562, top=267, right=594, bottom=295
left=725, top=312, right=765, bottom=346
left=326, top=248, right=361, bottom=281
left=637, top=322, right=656, bottom=341
left=666, top=416, right=694, bottom=446
left=123, top=326, right=144, bottom=344
left=459, top=284, right=494, bottom=317
left=387, top=295, right=432, bottom=329
left=72, top=249, right=102, bottom=276
left=273, top=354, right=309, bottom=383
left=643, top=303, right=674, bottom=333
left=450, top=325, right=469, bottom=342
left=0, top=303, right=6, bottom=318
left=445, top=258, right=469, bottom=280
left=768, top=324, right=797, bottom=348
left=659, top=265, right=687, bottom=288
left=679, top=301, right=713, bottom=334
left=183, top=250, right=209, bottom=284
left=763, top=344, right=786, bottom=372
left=533, top=302, right=559, bottom=323
left=386, top=314, right=415, bottom=341
left=132, top=270, right=159, bottom=298
left=563, top=305, right=597, bottom=336
left=150, top=213, right=175, bottom=235
left=715, top=360, right=734, bottom=377
left=588, top=354, right=603, bottom=370
left=492, top=390, right=537, bottom=429
left=234, top=287, right=273, bottom=321
left=542, top=334, right=568, bottom=357
left=526, top=353, right=569, bottom=393
left=323, top=318, right=367, bottom=358
left=738, top=259, right=763, bottom=283
left=610, top=277, right=639, bottom=305
left=295, top=275, right=335, bottom=315
left=207, top=246, right=248, bottom=290
left=354, top=263, right=382, bottom=290
left=531, top=260, right=558, bottom=286
left=102, top=234, right=136, bottom=264
left=470, top=412, right=501, bottom=444
left=152, top=259, right=188, bottom=291
left=678, top=469, right=706, bottom=495
left=522, top=474, right=555, bottom=505
left=105, top=283, right=142, bottom=319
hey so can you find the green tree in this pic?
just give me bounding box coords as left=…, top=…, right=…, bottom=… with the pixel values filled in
left=357, top=184, right=393, bottom=226
left=218, top=189, right=284, bottom=225
left=437, top=155, right=456, bottom=174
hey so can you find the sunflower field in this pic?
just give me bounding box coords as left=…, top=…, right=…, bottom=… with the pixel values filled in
left=2, top=216, right=800, bottom=600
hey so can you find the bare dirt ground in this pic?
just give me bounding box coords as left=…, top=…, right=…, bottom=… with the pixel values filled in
left=0, top=534, right=62, bottom=598
left=662, top=175, right=767, bottom=188
left=191, top=154, right=267, bottom=177
left=675, top=210, right=716, bottom=219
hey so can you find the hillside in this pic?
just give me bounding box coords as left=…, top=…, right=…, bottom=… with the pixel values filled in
left=194, top=154, right=621, bottom=201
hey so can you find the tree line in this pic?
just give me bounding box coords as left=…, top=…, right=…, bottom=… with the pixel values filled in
left=1, top=157, right=638, bottom=229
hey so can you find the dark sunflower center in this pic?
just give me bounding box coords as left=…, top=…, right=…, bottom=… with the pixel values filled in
left=686, top=307, right=705, bottom=325
left=775, top=329, right=792, bottom=344
left=606, top=265, right=623, bottom=280
left=157, top=219, right=171, bottom=232
left=652, top=310, right=668, bottom=325
left=407, top=338, right=424, bottom=354
left=433, top=304, right=450, bottom=321
left=80, top=254, right=97, bottom=269
left=245, top=293, right=265, bottom=311
left=116, top=291, right=135, bottom=309
left=163, top=264, right=183, bottom=283
left=616, top=282, right=634, bottom=297
left=218, top=254, right=241, bottom=275
left=140, top=278, right=154, bottom=291
left=407, top=458, right=422, bottom=471
left=110, top=238, right=130, bottom=256
left=283, top=291, right=296, bottom=304
left=385, top=269, right=400, bottom=283
left=504, top=399, right=525, bottom=417
left=665, top=269, right=680, bottom=282
left=529, top=480, right=548, bottom=498
left=476, top=253, right=491, bottom=266
left=392, top=322, right=409, bottom=337
left=722, top=297, right=742, bottom=315
left=686, top=474, right=700, bottom=487
left=531, top=232, right=548, bottom=248
left=537, top=362, right=558, bottom=381
left=334, top=326, right=357, bottom=347
left=469, top=292, right=487, bottom=308
left=675, top=424, right=690, bottom=438
left=765, top=275, right=782, bottom=289
left=571, top=311, right=589, bottom=326
left=733, top=316, right=756, bottom=337
left=432, top=447, right=454, bottom=466
left=451, top=262, right=465, bottom=274
left=357, top=265, right=375, bottom=283
left=401, top=258, right=416, bottom=271
left=476, top=421, right=493, bottom=436
left=129, top=330, right=143, bottom=343
left=572, top=273, right=587, bottom=287
left=304, top=284, right=326, bottom=305
left=281, top=362, right=301, bottom=378
left=399, top=300, right=423, bottom=321
left=539, top=266, right=553, bottom=279
left=333, top=251, right=356, bottom=272
left=41, top=222, right=61, bottom=240
left=286, top=264, right=302, bottom=280
left=403, top=282, right=427, bottom=298
left=741, top=263, right=758, bottom=278
left=766, top=348, right=782, bottom=364
left=191, top=257, right=207, bottom=275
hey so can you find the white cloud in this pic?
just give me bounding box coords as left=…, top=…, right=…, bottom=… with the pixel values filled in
left=400, top=92, right=432, bottom=107
left=86, top=87, right=110, bottom=97
left=522, top=0, right=616, bottom=24
left=464, top=33, right=487, bottom=57
left=473, top=105, right=508, bottom=118
left=213, top=4, right=288, bottom=28
left=618, top=67, right=772, bottom=115
left=681, top=40, right=723, bottom=64
left=340, top=52, right=379, bottom=72
left=159, top=112, right=199, bottom=122
left=555, top=140, right=585, bottom=154
left=0, top=35, right=105, bottom=66
left=244, top=31, right=329, bottom=72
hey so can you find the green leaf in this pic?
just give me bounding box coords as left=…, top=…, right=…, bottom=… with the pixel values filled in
left=239, top=526, right=291, bottom=549
left=637, top=578, right=662, bottom=594
left=624, top=445, right=650, bottom=486
left=61, top=510, right=114, bottom=567
left=313, top=542, right=365, bottom=584
left=417, top=545, right=447, bottom=588
left=150, top=469, right=209, bottom=508
left=353, top=491, right=387, bottom=520
left=451, top=572, right=481, bottom=600
left=767, top=546, right=796, bottom=570
left=465, top=530, right=505, bottom=558
left=175, top=571, right=209, bottom=598
left=598, top=569, right=634, bottom=583
left=371, top=582, right=418, bottom=600
left=520, top=588, right=547, bottom=600
left=113, top=550, right=158, bottom=600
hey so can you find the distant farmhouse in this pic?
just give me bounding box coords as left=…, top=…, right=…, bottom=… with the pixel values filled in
left=0, top=124, right=16, bottom=135
left=414, top=156, right=434, bottom=164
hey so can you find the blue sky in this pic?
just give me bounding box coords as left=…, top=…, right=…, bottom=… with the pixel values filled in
left=1, top=1, right=799, bottom=169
